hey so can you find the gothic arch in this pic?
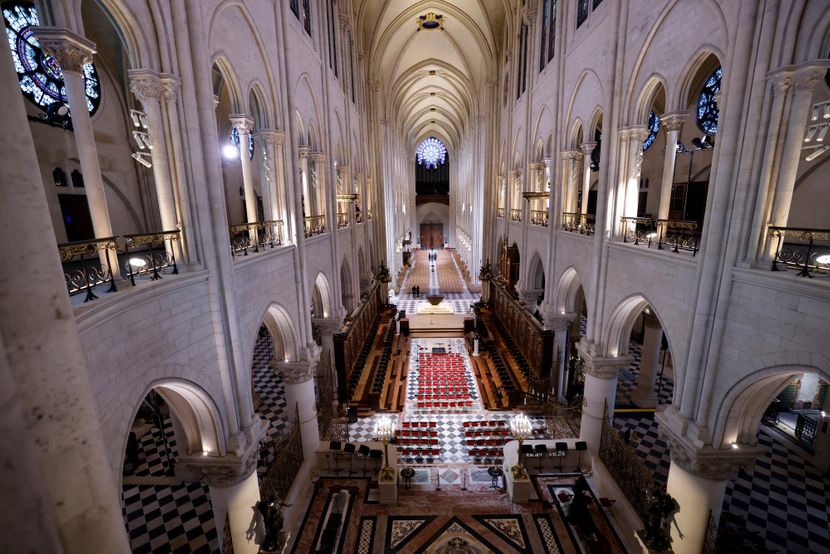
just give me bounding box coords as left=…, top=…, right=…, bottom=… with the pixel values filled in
left=554, top=266, right=586, bottom=315
left=260, top=303, right=299, bottom=363
left=712, top=353, right=830, bottom=448
left=312, top=272, right=334, bottom=319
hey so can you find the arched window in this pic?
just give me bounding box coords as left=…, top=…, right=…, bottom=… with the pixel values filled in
left=643, top=111, right=660, bottom=151
left=2, top=1, right=101, bottom=115
left=416, top=137, right=447, bottom=170
left=696, top=66, right=722, bottom=135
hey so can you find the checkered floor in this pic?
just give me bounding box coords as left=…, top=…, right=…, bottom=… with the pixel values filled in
left=121, top=328, right=290, bottom=553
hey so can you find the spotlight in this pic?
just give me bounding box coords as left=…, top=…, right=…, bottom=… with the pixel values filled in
left=223, top=143, right=240, bottom=160
left=132, top=130, right=152, bottom=149
left=731, top=443, right=739, bottom=449
left=131, top=152, right=153, bottom=168
left=824, top=104, right=830, bottom=119
left=815, top=254, right=830, bottom=265
left=805, top=144, right=828, bottom=162
left=811, top=106, right=820, bottom=121
left=816, top=125, right=828, bottom=142
left=128, top=257, right=147, bottom=268
left=804, top=126, right=819, bottom=143
left=130, top=109, right=141, bottom=127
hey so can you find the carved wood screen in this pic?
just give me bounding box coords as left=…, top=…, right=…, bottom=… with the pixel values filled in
left=490, top=279, right=554, bottom=380
left=333, top=281, right=381, bottom=401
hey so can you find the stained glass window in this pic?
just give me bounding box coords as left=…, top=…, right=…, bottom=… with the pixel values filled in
left=576, top=0, right=589, bottom=28
left=302, top=0, right=311, bottom=35
left=547, top=0, right=557, bottom=63
left=696, top=66, right=722, bottom=135
left=539, top=0, right=548, bottom=72
left=643, top=111, right=660, bottom=151
left=290, top=0, right=299, bottom=18
left=416, top=137, right=447, bottom=170
left=2, top=1, right=101, bottom=115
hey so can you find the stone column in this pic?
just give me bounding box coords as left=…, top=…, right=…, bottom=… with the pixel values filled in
left=766, top=66, right=827, bottom=241
left=0, top=31, right=130, bottom=552
left=576, top=340, right=633, bottom=454
left=298, top=147, right=312, bottom=224
left=541, top=311, right=575, bottom=401
left=657, top=112, right=687, bottom=223
left=622, top=127, right=648, bottom=234
left=812, top=396, right=830, bottom=474
left=129, top=69, right=181, bottom=259
left=311, top=153, right=328, bottom=227
left=230, top=115, right=259, bottom=238
left=35, top=28, right=116, bottom=273
left=659, top=425, right=762, bottom=554
left=274, top=347, right=321, bottom=462
left=560, top=149, right=582, bottom=225
left=631, top=312, right=662, bottom=408
left=255, top=130, right=282, bottom=223
left=182, top=450, right=263, bottom=554
left=579, top=142, right=596, bottom=217
left=312, top=318, right=343, bottom=399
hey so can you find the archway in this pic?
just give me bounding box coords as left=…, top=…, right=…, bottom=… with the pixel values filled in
left=340, top=258, right=355, bottom=313
left=555, top=267, right=589, bottom=400
left=312, top=272, right=334, bottom=319
left=121, top=381, right=225, bottom=553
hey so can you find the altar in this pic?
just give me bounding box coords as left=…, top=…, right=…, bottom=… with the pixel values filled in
left=405, top=296, right=472, bottom=337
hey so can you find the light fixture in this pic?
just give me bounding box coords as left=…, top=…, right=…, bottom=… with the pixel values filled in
left=131, top=152, right=153, bottom=168
left=824, top=103, right=830, bottom=119
left=805, top=144, right=828, bottom=162
left=129, top=109, right=148, bottom=128
left=202, top=450, right=209, bottom=456
left=816, top=125, right=828, bottom=142
left=731, top=443, right=739, bottom=449
left=128, top=257, right=147, bottom=268
left=812, top=106, right=820, bottom=121
left=374, top=415, right=396, bottom=481
left=223, top=143, right=239, bottom=160
left=417, top=12, right=444, bottom=31
left=804, top=126, right=819, bottom=143
left=509, top=413, right=532, bottom=473
left=815, top=254, right=830, bottom=265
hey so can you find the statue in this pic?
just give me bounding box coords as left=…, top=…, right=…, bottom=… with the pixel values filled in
left=641, top=487, right=676, bottom=551
left=376, top=261, right=390, bottom=283
left=479, top=259, right=493, bottom=280
left=256, top=496, right=290, bottom=553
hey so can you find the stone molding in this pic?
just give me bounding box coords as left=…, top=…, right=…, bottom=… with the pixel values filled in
left=660, top=111, right=688, bottom=133
left=272, top=359, right=316, bottom=384
left=298, top=146, right=311, bottom=158
left=229, top=114, right=255, bottom=134
left=657, top=412, right=763, bottom=480
left=539, top=305, right=575, bottom=331
left=128, top=69, right=162, bottom=103
left=310, top=152, right=327, bottom=163
left=180, top=450, right=260, bottom=488
left=160, top=73, right=181, bottom=102
left=312, top=317, right=344, bottom=335
left=580, top=142, right=597, bottom=156
left=255, top=129, right=285, bottom=146
left=575, top=338, right=633, bottom=379
left=560, top=149, right=583, bottom=161
left=626, top=125, right=650, bottom=143
left=33, top=27, right=96, bottom=73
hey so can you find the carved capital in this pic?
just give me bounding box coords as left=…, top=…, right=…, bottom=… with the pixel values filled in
left=255, top=129, right=285, bottom=147
left=310, top=152, right=327, bottom=163
left=160, top=73, right=181, bottom=102
left=128, top=69, right=162, bottom=103
left=33, top=27, right=96, bottom=73
left=338, top=13, right=351, bottom=32
left=794, top=66, right=827, bottom=90
left=522, top=5, right=538, bottom=25
left=575, top=339, right=632, bottom=379
left=298, top=146, right=311, bottom=158
left=312, top=317, right=344, bottom=335
left=560, top=149, right=583, bottom=162
left=181, top=451, right=260, bottom=487
left=580, top=142, right=597, bottom=156
left=660, top=432, right=762, bottom=481
left=539, top=305, right=575, bottom=331
left=660, top=111, right=688, bottom=133
left=627, top=125, right=650, bottom=143
left=229, top=114, right=255, bottom=134
left=272, top=359, right=316, bottom=384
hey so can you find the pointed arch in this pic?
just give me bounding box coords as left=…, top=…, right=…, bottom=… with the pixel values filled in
left=260, top=303, right=299, bottom=363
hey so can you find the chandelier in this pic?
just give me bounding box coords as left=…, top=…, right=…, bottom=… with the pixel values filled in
left=416, top=137, right=447, bottom=169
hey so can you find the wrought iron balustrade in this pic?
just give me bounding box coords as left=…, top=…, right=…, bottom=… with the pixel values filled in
left=768, top=225, right=830, bottom=277
left=303, top=215, right=327, bottom=237
left=497, top=207, right=505, bottom=218
left=530, top=209, right=549, bottom=227
left=59, top=236, right=119, bottom=302
left=229, top=220, right=284, bottom=256
left=123, top=230, right=180, bottom=284
left=336, top=212, right=350, bottom=229
left=510, top=208, right=522, bottom=222
left=656, top=219, right=699, bottom=256
left=620, top=216, right=658, bottom=246
left=561, top=212, right=581, bottom=232
left=561, top=212, right=595, bottom=235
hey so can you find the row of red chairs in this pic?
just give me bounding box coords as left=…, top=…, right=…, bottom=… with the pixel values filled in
left=398, top=448, right=441, bottom=458
left=397, top=437, right=439, bottom=446
left=401, top=421, right=437, bottom=428
left=398, top=429, right=438, bottom=438
left=467, top=438, right=510, bottom=447
left=467, top=447, right=504, bottom=459
left=416, top=391, right=471, bottom=398
left=417, top=400, right=474, bottom=409
left=465, top=429, right=511, bottom=438
left=462, top=420, right=508, bottom=428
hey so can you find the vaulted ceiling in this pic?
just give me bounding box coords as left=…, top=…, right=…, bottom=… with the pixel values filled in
left=355, top=1, right=507, bottom=152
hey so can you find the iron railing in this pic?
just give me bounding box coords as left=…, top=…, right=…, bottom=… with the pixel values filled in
left=59, top=236, right=119, bottom=302
left=336, top=212, right=350, bottom=229
left=561, top=212, right=595, bottom=235
left=304, top=215, right=327, bottom=237
left=618, top=216, right=700, bottom=255
left=510, top=208, right=522, bottom=222
left=530, top=209, right=549, bottom=227
left=123, top=230, right=180, bottom=284
left=229, top=220, right=284, bottom=256
left=260, top=409, right=304, bottom=502
left=768, top=226, right=830, bottom=277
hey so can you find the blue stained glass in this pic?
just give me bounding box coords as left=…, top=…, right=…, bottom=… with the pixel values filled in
left=2, top=1, right=101, bottom=115
left=643, top=111, right=660, bottom=151
left=416, top=137, right=447, bottom=169
left=696, top=66, right=721, bottom=135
